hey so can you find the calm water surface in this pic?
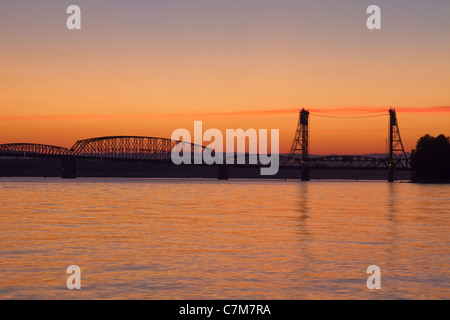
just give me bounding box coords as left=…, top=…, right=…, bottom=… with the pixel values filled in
left=0, top=178, right=448, bottom=299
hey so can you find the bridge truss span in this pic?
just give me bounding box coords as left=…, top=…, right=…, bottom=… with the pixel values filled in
left=280, top=154, right=391, bottom=170
left=0, top=143, right=69, bottom=158
left=69, top=136, right=208, bottom=162
left=308, top=155, right=388, bottom=170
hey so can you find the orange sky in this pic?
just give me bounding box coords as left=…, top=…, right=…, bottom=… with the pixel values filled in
left=1, top=1, right=449, bottom=154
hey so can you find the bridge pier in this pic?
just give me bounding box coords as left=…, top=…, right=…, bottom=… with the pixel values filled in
left=301, top=167, right=310, bottom=181
left=218, top=164, right=228, bottom=180
left=62, top=157, right=76, bottom=179
left=388, top=168, right=394, bottom=182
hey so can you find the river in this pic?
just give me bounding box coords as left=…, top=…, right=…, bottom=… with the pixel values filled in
left=0, top=178, right=448, bottom=299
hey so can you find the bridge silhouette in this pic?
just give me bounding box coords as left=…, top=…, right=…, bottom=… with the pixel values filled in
left=0, top=108, right=410, bottom=181
left=280, top=108, right=410, bottom=181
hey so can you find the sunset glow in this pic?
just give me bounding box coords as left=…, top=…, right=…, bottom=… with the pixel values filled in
left=1, top=0, right=449, bottom=154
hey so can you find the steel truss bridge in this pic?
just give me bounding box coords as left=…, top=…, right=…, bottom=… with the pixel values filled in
left=0, top=136, right=206, bottom=161
left=280, top=154, right=407, bottom=170
left=0, top=109, right=411, bottom=181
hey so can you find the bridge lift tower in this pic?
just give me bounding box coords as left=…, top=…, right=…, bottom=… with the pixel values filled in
left=289, top=108, right=310, bottom=181
left=288, top=107, right=408, bottom=182
left=388, top=108, right=408, bottom=182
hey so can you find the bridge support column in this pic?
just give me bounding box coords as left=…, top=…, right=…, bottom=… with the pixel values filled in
left=62, top=157, right=76, bottom=179
left=301, top=167, right=310, bottom=181
left=218, top=165, right=228, bottom=180
left=388, top=168, right=394, bottom=182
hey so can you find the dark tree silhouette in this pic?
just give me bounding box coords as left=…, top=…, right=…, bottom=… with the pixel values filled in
left=411, top=134, right=450, bottom=182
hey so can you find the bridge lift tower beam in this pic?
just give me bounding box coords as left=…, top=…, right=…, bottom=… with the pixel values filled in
left=290, top=108, right=310, bottom=181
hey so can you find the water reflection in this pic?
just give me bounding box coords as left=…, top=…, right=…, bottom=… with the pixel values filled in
left=298, top=182, right=310, bottom=231
left=0, top=178, right=448, bottom=299
left=295, top=182, right=311, bottom=296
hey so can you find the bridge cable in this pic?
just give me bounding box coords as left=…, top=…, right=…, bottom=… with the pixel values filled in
left=309, top=113, right=387, bottom=119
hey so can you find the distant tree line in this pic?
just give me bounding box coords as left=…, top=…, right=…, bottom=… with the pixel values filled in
left=411, top=134, right=450, bottom=182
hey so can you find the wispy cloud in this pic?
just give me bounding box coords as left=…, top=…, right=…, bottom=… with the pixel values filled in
left=0, top=106, right=449, bottom=121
